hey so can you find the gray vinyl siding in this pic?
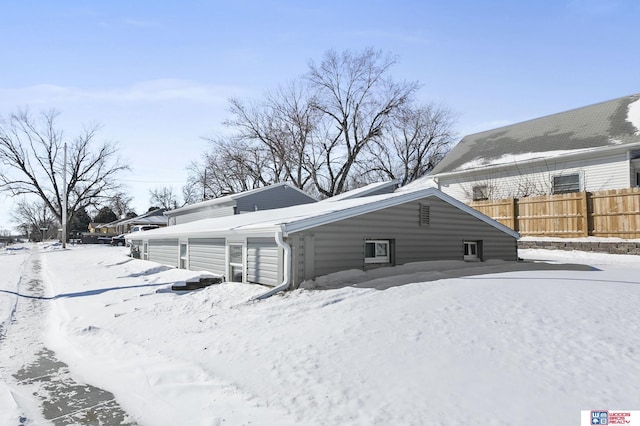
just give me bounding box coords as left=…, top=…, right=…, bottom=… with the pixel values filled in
left=362, top=185, right=397, bottom=197
left=171, top=205, right=236, bottom=225
left=188, top=238, right=226, bottom=276
left=148, top=239, right=179, bottom=267
left=236, top=185, right=315, bottom=212
left=290, top=197, right=517, bottom=283
left=247, top=237, right=280, bottom=286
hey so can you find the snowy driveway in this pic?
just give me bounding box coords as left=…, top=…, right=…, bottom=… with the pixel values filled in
left=1, top=243, right=640, bottom=425
left=0, top=245, right=134, bottom=425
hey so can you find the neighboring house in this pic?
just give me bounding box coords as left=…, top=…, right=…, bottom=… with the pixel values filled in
left=88, top=223, right=108, bottom=234
left=110, top=208, right=168, bottom=235
left=428, top=94, right=640, bottom=202
left=97, top=209, right=168, bottom=236
left=164, top=182, right=318, bottom=226
left=125, top=187, right=519, bottom=294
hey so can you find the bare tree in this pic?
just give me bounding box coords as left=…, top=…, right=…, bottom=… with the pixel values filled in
left=0, top=109, right=129, bottom=236
left=189, top=137, right=273, bottom=198
left=149, top=186, right=184, bottom=210
left=305, top=48, right=419, bottom=196
left=362, top=104, right=456, bottom=186
left=224, top=81, right=319, bottom=191
left=11, top=199, right=58, bottom=241
left=191, top=48, right=450, bottom=199
left=109, top=191, right=134, bottom=218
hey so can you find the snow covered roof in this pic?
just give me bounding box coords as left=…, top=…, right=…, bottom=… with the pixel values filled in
left=164, top=182, right=317, bottom=216
left=320, top=180, right=398, bottom=202
left=103, top=208, right=168, bottom=227
left=430, top=93, right=640, bottom=175
left=127, top=187, right=519, bottom=240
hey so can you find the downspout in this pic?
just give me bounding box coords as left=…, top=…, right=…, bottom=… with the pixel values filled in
left=253, top=228, right=291, bottom=300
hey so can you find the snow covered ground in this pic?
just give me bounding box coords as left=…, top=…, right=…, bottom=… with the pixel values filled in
left=1, top=243, right=639, bottom=425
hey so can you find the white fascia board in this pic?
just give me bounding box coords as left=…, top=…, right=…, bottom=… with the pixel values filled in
left=432, top=141, right=640, bottom=179
left=124, top=226, right=280, bottom=241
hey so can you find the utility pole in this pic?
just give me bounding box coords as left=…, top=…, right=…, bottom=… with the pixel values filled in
left=203, top=169, right=207, bottom=201
left=62, top=142, right=67, bottom=249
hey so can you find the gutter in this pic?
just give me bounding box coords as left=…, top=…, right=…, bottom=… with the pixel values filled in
left=253, top=228, right=291, bottom=300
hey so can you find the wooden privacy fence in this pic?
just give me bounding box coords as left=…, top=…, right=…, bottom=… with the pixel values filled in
left=469, top=188, right=640, bottom=238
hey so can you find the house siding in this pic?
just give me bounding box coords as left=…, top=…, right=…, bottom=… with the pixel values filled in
left=289, top=197, right=517, bottom=284
left=235, top=185, right=315, bottom=212
left=171, top=205, right=236, bottom=225
left=247, top=237, right=281, bottom=286
left=148, top=239, right=179, bottom=267
left=188, top=238, right=226, bottom=276
left=438, top=152, right=631, bottom=201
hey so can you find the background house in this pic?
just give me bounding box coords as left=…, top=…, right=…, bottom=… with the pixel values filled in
left=111, top=208, right=168, bottom=234
left=428, top=93, right=640, bottom=202
left=164, top=182, right=318, bottom=225
left=126, top=187, right=519, bottom=293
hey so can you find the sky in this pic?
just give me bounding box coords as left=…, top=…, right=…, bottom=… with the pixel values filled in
left=1, top=0, right=639, bottom=231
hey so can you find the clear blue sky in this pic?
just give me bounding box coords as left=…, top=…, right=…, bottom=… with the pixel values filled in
left=1, top=0, right=639, bottom=231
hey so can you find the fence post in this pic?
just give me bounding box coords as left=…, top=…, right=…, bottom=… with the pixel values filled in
left=510, top=197, right=517, bottom=231
left=581, top=191, right=589, bottom=237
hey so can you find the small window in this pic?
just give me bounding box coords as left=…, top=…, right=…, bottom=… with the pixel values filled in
left=636, top=172, right=640, bottom=187
left=365, top=240, right=390, bottom=264
left=179, top=243, right=188, bottom=269
left=472, top=185, right=489, bottom=201
left=228, top=244, right=244, bottom=282
left=142, top=242, right=148, bottom=260
left=463, top=240, right=482, bottom=261
left=419, top=204, right=430, bottom=226
left=552, top=174, right=580, bottom=194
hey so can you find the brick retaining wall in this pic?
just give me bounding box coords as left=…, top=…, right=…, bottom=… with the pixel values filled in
left=518, top=240, right=640, bottom=255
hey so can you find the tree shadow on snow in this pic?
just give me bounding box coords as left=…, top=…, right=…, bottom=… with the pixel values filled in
left=0, top=282, right=176, bottom=300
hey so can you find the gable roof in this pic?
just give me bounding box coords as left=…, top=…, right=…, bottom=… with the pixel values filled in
left=127, top=187, right=519, bottom=240
left=431, top=93, right=640, bottom=175
left=103, top=208, right=167, bottom=228
left=164, top=182, right=317, bottom=216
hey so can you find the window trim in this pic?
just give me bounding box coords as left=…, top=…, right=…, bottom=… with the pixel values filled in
left=364, top=239, right=390, bottom=264
left=551, top=173, right=580, bottom=194
left=472, top=185, right=489, bottom=201
left=463, top=240, right=482, bottom=262
left=179, top=242, right=188, bottom=269
left=227, top=241, right=246, bottom=283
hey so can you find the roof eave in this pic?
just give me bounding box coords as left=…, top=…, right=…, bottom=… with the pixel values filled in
left=431, top=141, right=640, bottom=179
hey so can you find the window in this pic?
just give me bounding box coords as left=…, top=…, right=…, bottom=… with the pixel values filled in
left=228, top=243, right=244, bottom=282
left=472, top=185, right=489, bottom=201
left=142, top=242, right=148, bottom=260
left=636, top=172, right=640, bottom=187
left=463, top=241, right=481, bottom=261
left=552, top=174, right=580, bottom=194
left=365, top=240, right=390, bottom=264
left=179, top=243, right=188, bottom=269
left=419, top=204, right=430, bottom=226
